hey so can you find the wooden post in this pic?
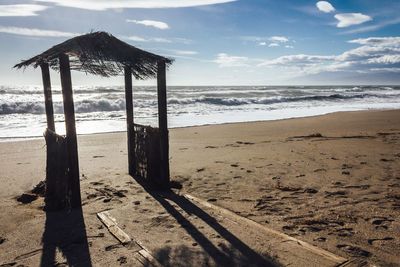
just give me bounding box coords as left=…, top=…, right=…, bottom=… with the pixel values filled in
left=59, top=53, right=81, bottom=209
left=124, top=66, right=135, bottom=175
left=40, top=63, right=55, bottom=131
left=157, top=61, right=170, bottom=188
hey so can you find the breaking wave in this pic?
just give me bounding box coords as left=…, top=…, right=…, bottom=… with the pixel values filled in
left=1, top=92, right=396, bottom=115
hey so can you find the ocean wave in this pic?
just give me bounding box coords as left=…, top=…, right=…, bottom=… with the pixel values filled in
left=0, top=87, right=125, bottom=95
left=1, top=91, right=398, bottom=115
left=168, top=93, right=390, bottom=106
left=0, top=99, right=126, bottom=115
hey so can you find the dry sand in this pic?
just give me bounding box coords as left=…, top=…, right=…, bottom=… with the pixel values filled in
left=0, top=109, right=399, bottom=266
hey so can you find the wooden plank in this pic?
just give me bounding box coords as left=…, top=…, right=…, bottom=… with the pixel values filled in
left=59, top=53, right=81, bottom=208
left=97, top=211, right=132, bottom=244
left=184, top=194, right=348, bottom=265
left=98, top=210, right=163, bottom=266
left=124, top=67, right=135, bottom=176
left=40, top=63, right=55, bottom=131
left=137, top=249, right=163, bottom=267
left=157, top=61, right=170, bottom=188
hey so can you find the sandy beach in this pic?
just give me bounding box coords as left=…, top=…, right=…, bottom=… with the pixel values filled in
left=0, top=109, right=399, bottom=266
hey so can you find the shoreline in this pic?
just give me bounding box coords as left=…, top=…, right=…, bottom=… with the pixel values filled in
left=1, top=108, right=399, bottom=143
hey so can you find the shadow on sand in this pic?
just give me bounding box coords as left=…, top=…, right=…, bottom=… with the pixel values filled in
left=134, top=177, right=279, bottom=267
left=40, top=208, right=92, bottom=267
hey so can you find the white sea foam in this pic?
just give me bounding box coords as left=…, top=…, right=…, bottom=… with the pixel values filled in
left=0, top=85, right=399, bottom=139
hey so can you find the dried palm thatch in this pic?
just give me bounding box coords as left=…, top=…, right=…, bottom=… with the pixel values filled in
left=14, top=31, right=173, bottom=79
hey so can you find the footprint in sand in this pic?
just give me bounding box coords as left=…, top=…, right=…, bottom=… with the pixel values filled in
left=225, top=143, right=240, bottom=147
left=367, top=237, right=394, bottom=245
left=370, top=217, right=394, bottom=230
left=325, top=190, right=348, bottom=197
left=117, top=256, right=127, bottom=264
left=335, top=228, right=355, bottom=237
left=341, top=164, right=353, bottom=169
left=90, top=181, right=104, bottom=186
left=105, top=244, right=124, bottom=251
left=336, top=244, right=371, bottom=257
left=86, top=193, right=98, bottom=200
left=230, top=163, right=239, bottom=167
left=236, top=141, right=255, bottom=145
left=343, top=184, right=370, bottom=190
left=276, top=185, right=302, bottom=192
left=332, top=181, right=345, bottom=187
left=304, top=188, right=318, bottom=194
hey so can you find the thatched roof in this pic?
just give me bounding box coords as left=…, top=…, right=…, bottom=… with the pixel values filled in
left=14, top=31, right=173, bottom=79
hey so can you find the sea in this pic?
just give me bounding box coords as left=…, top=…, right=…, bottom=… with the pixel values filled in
left=1, top=85, right=400, bottom=141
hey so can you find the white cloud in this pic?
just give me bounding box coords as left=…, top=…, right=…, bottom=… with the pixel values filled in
left=127, top=35, right=147, bottom=42
left=127, top=35, right=171, bottom=43
left=369, top=67, right=400, bottom=73
left=338, top=37, right=400, bottom=62
left=342, top=17, right=400, bottom=34
left=126, top=35, right=191, bottom=44
left=269, top=36, right=289, bottom=43
left=316, top=1, right=335, bottom=13
left=285, top=45, right=294, bottom=49
left=174, top=50, right=198, bottom=55
left=210, top=36, right=400, bottom=82
left=33, top=0, right=236, bottom=10
left=256, top=36, right=400, bottom=76
left=241, top=35, right=291, bottom=47
left=367, top=55, right=400, bottom=64
left=213, top=53, right=249, bottom=67
left=334, top=13, right=372, bottom=28
left=259, top=54, right=335, bottom=67
left=348, top=37, right=400, bottom=47
left=0, top=4, right=48, bottom=16
left=0, top=26, right=79, bottom=37
left=247, top=36, right=290, bottom=48
left=126, top=19, right=169, bottom=30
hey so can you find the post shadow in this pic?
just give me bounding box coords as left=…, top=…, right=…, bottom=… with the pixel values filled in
left=40, top=208, right=92, bottom=267
left=132, top=176, right=277, bottom=267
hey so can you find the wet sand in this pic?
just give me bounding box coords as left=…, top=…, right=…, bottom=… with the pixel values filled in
left=0, top=109, right=399, bottom=266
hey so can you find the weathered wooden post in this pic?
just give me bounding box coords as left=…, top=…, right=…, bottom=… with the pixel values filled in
left=59, top=53, right=81, bottom=208
left=40, top=63, right=55, bottom=131
left=40, top=62, right=58, bottom=210
left=157, top=60, right=170, bottom=188
left=124, top=66, right=135, bottom=175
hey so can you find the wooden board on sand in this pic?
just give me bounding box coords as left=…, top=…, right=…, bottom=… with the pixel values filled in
left=184, top=194, right=349, bottom=267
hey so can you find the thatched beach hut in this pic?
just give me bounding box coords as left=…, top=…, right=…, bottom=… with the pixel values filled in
left=15, top=31, right=173, bottom=210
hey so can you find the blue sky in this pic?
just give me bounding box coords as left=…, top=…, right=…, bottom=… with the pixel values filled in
left=0, top=0, right=399, bottom=85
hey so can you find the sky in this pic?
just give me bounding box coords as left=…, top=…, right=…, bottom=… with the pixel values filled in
left=0, top=0, right=399, bottom=86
